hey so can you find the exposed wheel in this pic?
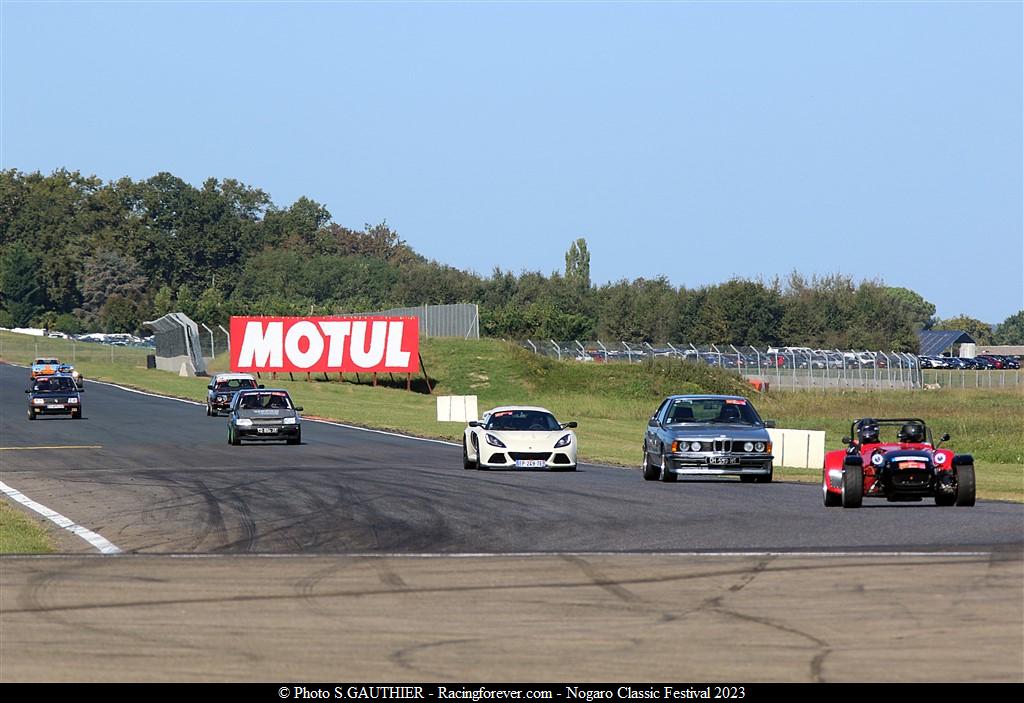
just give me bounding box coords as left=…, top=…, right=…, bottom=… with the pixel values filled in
left=755, top=466, right=773, bottom=483
left=841, top=463, right=863, bottom=508
left=642, top=450, right=659, bottom=481
left=955, top=463, right=976, bottom=507
left=463, top=438, right=477, bottom=470
left=229, top=426, right=241, bottom=446
left=659, top=452, right=677, bottom=482
left=287, top=428, right=301, bottom=445
left=823, top=478, right=842, bottom=507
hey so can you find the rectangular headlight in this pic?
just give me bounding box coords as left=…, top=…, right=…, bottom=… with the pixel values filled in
left=236, top=418, right=253, bottom=427
left=282, top=417, right=297, bottom=425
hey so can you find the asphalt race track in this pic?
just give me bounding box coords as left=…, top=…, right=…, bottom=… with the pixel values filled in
left=1, top=362, right=1022, bottom=682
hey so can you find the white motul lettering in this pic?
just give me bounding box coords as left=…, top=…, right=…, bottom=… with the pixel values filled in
left=238, top=321, right=282, bottom=368
left=319, top=321, right=352, bottom=367
left=284, top=321, right=324, bottom=369
left=384, top=321, right=411, bottom=368
left=350, top=320, right=386, bottom=369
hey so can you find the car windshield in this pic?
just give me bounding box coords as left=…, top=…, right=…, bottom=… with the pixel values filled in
left=34, top=359, right=59, bottom=365
left=216, top=379, right=256, bottom=391
left=666, top=398, right=763, bottom=425
left=238, top=392, right=292, bottom=410
left=486, top=410, right=560, bottom=431
left=34, top=377, right=77, bottom=392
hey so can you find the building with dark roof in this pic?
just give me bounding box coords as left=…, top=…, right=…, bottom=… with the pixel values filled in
left=917, top=329, right=976, bottom=356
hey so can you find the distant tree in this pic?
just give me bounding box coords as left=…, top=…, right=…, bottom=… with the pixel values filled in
left=194, top=285, right=226, bottom=325
left=152, top=285, right=175, bottom=317
left=564, top=238, right=591, bottom=290
left=885, top=287, right=937, bottom=330
left=0, top=243, right=42, bottom=326
left=936, top=315, right=993, bottom=344
left=100, top=295, right=140, bottom=333
left=993, top=310, right=1024, bottom=345
left=77, top=249, right=148, bottom=327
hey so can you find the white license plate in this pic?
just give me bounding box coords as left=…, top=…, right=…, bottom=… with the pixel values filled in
left=257, top=427, right=278, bottom=434
left=46, top=404, right=64, bottom=409
left=515, top=460, right=547, bottom=468
left=709, top=457, right=738, bottom=466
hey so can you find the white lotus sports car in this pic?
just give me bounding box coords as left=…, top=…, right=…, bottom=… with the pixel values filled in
left=463, top=406, right=578, bottom=471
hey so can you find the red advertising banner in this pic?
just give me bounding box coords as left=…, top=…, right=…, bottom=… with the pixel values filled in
left=229, top=316, right=420, bottom=373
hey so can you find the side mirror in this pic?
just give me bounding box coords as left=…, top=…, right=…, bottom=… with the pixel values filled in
left=563, top=421, right=578, bottom=429
left=258, top=384, right=265, bottom=389
left=764, top=419, right=776, bottom=428
left=940, top=433, right=950, bottom=442
left=294, top=406, right=304, bottom=412
left=207, top=384, right=214, bottom=390
left=648, top=417, right=659, bottom=427
left=468, top=421, right=480, bottom=427
left=24, top=389, right=30, bottom=393
left=842, top=436, right=852, bottom=445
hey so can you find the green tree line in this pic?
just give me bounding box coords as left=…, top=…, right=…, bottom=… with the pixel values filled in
left=1, top=169, right=1020, bottom=349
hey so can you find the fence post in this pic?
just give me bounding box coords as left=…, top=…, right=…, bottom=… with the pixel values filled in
left=219, top=324, right=230, bottom=357
left=202, top=323, right=215, bottom=359
left=622, top=341, right=632, bottom=363
left=550, top=340, right=561, bottom=361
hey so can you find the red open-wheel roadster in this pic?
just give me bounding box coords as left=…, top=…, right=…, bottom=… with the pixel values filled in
left=823, top=418, right=975, bottom=508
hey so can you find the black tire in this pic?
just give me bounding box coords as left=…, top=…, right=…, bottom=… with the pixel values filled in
left=955, top=463, right=976, bottom=507
left=287, top=428, right=301, bottom=445
left=739, top=475, right=756, bottom=483
left=659, top=452, right=677, bottom=482
left=206, top=403, right=212, bottom=416
left=27, top=409, right=35, bottom=421
left=755, top=466, right=773, bottom=484
left=823, top=479, right=842, bottom=507
left=642, top=450, right=660, bottom=481
left=72, top=409, right=82, bottom=419
left=842, top=464, right=863, bottom=508
left=229, top=426, right=241, bottom=446
left=463, top=438, right=477, bottom=470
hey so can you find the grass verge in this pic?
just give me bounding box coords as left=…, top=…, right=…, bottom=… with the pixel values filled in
left=3, top=331, right=1021, bottom=502
left=0, top=501, right=55, bottom=554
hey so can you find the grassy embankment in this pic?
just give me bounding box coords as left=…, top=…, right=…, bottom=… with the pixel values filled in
left=2, top=330, right=1021, bottom=502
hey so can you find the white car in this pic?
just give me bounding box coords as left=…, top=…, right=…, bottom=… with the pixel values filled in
left=463, top=406, right=578, bottom=471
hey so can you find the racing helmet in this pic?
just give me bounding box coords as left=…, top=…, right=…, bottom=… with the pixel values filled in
left=855, top=418, right=880, bottom=445
left=898, top=422, right=925, bottom=444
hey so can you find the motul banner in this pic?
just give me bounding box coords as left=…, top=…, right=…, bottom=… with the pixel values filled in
left=229, top=316, right=419, bottom=373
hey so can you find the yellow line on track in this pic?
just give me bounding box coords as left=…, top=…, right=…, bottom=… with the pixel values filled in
left=0, top=445, right=103, bottom=451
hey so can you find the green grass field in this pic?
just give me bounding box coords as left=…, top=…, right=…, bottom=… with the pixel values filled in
left=0, top=501, right=55, bottom=554
left=3, top=330, right=1021, bottom=502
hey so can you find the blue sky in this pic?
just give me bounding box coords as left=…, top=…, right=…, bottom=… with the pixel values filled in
left=2, top=1, right=1021, bottom=324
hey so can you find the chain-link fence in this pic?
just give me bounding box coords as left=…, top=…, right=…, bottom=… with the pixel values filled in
left=0, top=331, right=152, bottom=367
left=517, top=340, right=1022, bottom=390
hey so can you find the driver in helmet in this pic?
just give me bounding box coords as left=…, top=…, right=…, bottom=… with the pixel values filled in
left=852, top=418, right=880, bottom=450
left=898, top=422, right=925, bottom=444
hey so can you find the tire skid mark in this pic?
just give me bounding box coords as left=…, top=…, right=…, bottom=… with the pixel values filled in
left=14, top=558, right=265, bottom=665
left=389, top=638, right=477, bottom=678
left=6, top=556, right=991, bottom=616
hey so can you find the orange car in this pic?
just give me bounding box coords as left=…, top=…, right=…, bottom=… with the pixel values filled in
left=30, top=357, right=60, bottom=379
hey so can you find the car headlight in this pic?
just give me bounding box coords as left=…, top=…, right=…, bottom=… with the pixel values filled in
left=754, top=441, right=766, bottom=452
left=554, top=434, right=572, bottom=448
left=217, top=395, right=227, bottom=402
left=32, top=398, right=45, bottom=405
left=282, top=417, right=297, bottom=425
left=743, top=441, right=754, bottom=452
left=235, top=418, right=253, bottom=427
left=67, top=397, right=79, bottom=404
left=485, top=433, right=506, bottom=448
left=690, top=441, right=703, bottom=452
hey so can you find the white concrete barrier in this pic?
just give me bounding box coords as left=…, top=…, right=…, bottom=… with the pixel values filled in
left=767, top=428, right=826, bottom=469
left=436, top=395, right=479, bottom=423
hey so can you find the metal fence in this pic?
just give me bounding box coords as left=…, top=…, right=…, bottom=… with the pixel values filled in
left=518, top=341, right=977, bottom=390
left=339, top=303, right=480, bottom=339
